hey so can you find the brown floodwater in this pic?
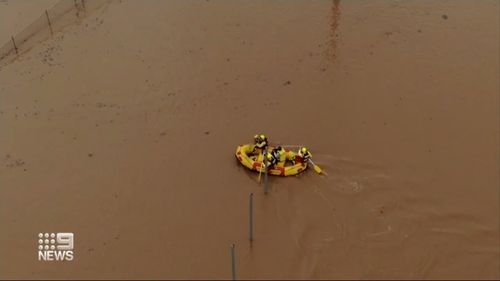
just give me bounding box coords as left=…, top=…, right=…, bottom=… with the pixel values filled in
left=0, top=0, right=498, bottom=279
left=0, top=0, right=59, bottom=44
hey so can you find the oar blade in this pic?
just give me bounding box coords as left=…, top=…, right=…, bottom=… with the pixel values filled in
left=309, top=159, right=327, bottom=175
left=313, top=164, right=322, bottom=174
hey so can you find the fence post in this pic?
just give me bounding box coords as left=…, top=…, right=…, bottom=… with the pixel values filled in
left=249, top=193, right=254, bottom=243
left=45, top=11, right=53, bottom=36
left=230, top=244, right=236, bottom=280
left=74, top=0, right=79, bottom=17
left=11, top=36, right=18, bottom=55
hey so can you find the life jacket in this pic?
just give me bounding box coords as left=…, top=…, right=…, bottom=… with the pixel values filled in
left=255, top=140, right=268, bottom=149
left=266, top=147, right=285, bottom=167
left=266, top=151, right=279, bottom=166
left=254, top=134, right=268, bottom=149
left=251, top=145, right=264, bottom=155
left=295, top=151, right=311, bottom=164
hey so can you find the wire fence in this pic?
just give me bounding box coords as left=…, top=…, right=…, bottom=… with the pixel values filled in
left=0, top=0, right=109, bottom=67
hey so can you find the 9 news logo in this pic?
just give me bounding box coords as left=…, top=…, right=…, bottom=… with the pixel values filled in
left=37, top=232, right=74, bottom=261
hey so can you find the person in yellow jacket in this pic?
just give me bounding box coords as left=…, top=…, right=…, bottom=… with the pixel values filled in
left=289, top=147, right=312, bottom=165
left=249, top=134, right=268, bottom=161
left=265, top=146, right=287, bottom=168
left=253, top=134, right=268, bottom=150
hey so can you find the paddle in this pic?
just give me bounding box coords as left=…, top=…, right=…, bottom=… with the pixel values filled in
left=308, top=159, right=327, bottom=175
left=257, top=151, right=263, bottom=183
left=263, top=148, right=269, bottom=194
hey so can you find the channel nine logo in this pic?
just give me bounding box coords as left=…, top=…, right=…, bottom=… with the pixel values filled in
left=37, top=232, right=74, bottom=261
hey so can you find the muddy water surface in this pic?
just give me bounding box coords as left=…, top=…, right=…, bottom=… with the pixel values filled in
left=0, top=0, right=59, bottom=44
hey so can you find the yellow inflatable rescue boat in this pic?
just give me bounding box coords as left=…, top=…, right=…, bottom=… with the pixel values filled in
left=235, top=144, right=308, bottom=176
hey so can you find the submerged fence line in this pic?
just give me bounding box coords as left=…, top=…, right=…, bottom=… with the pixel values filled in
left=0, top=0, right=108, bottom=67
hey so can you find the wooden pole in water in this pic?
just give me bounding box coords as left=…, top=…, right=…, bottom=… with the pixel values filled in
left=74, top=0, right=79, bottom=16
left=230, top=243, right=236, bottom=280
left=249, top=193, right=254, bottom=243
left=45, top=10, right=53, bottom=36
left=11, top=36, right=18, bottom=55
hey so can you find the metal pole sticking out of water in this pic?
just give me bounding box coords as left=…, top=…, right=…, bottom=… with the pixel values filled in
left=45, top=10, right=53, bottom=36
left=11, top=36, right=18, bottom=55
left=230, top=243, right=236, bottom=280
left=263, top=148, right=269, bottom=194
left=249, top=193, right=254, bottom=243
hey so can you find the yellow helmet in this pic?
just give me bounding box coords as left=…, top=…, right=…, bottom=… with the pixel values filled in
left=298, top=147, right=311, bottom=158
left=254, top=134, right=266, bottom=141
left=254, top=134, right=268, bottom=148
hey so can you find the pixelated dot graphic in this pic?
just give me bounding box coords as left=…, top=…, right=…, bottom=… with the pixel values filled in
left=50, top=233, right=55, bottom=238
left=44, top=239, right=49, bottom=244
left=38, top=239, right=43, bottom=244
left=44, top=245, right=49, bottom=250
left=38, top=245, right=43, bottom=250
left=44, top=233, right=49, bottom=238
left=38, top=233, right=43, bottom=238
left=50, top=245, right=55, bottom=250
left=50, top=239, right=55, bottom=244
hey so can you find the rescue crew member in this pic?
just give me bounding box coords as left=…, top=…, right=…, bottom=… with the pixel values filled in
left=250, top=134, right=268, bottom=157
left=265, top=146, right=285, bottom=168
left=293, top=147, right=312, bottom=164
